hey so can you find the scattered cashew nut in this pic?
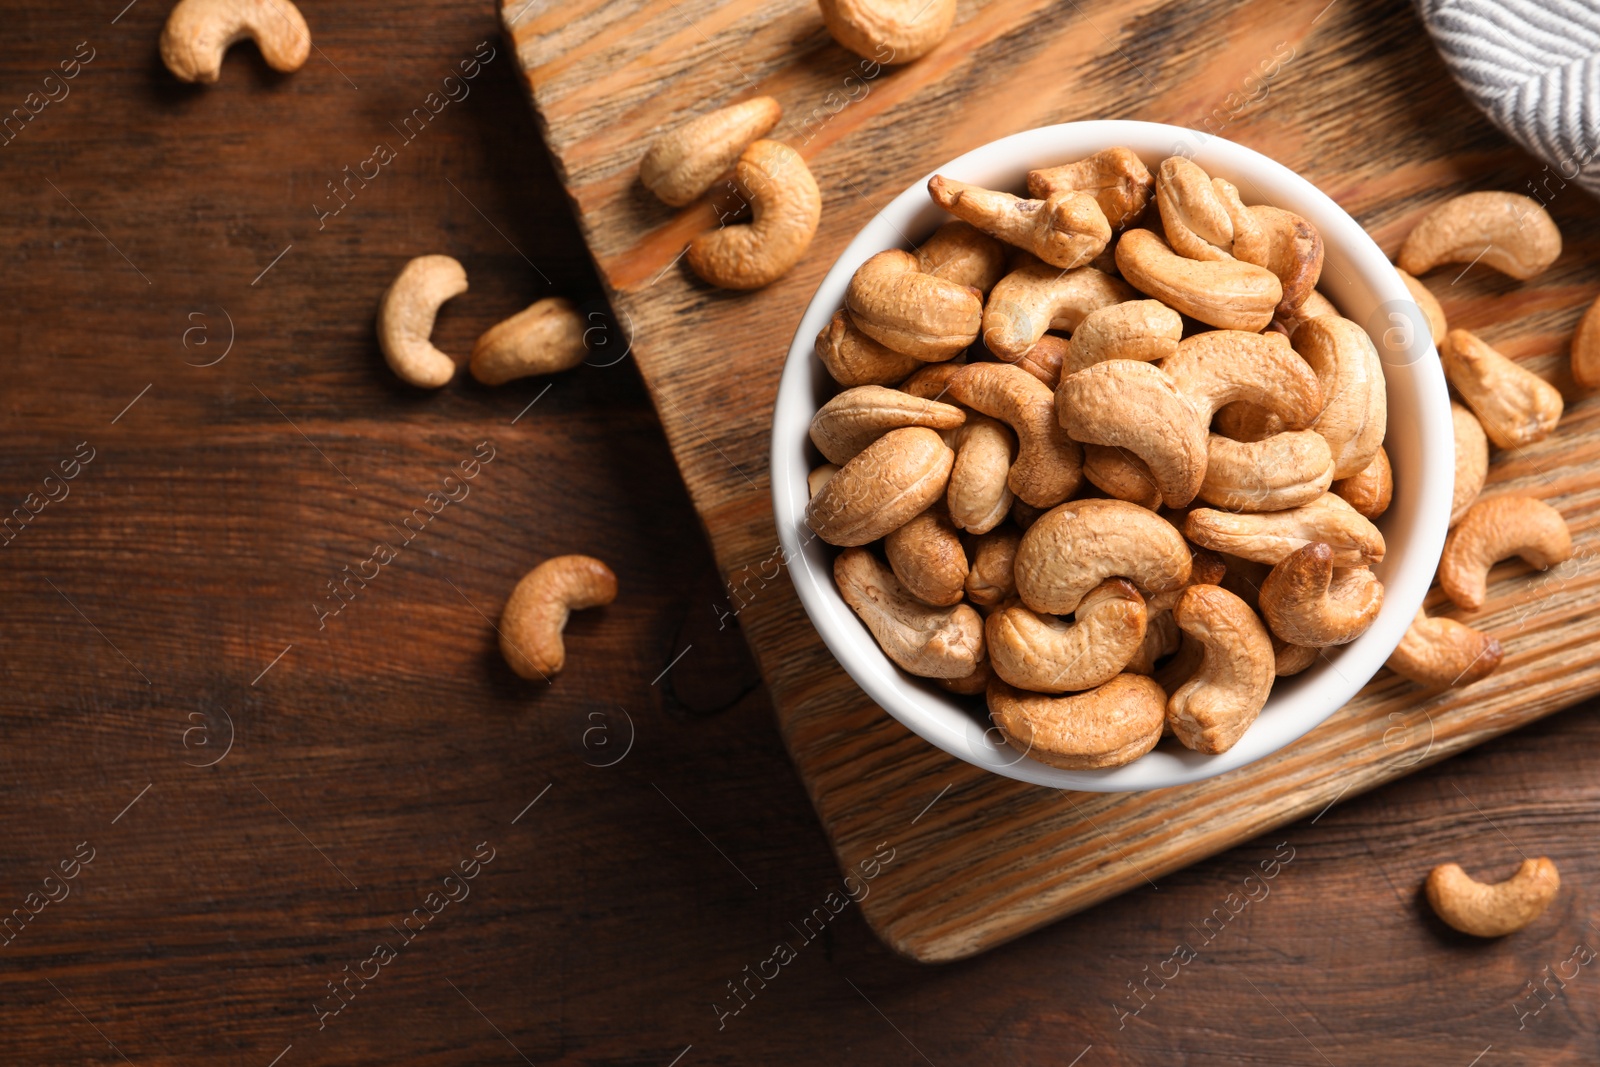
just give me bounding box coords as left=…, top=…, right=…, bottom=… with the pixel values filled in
left=499, top=555, right=618, bottom=679
left=1396, top=268, right=1447, bottom=348
left=817, top=0, right=956, bottom=63
left=1399, top=191, right=1561, bottom=281
left=928, top=176, right=1112, bottom=270
left=1386, top=605, right=1503, bottom=688
left=469, top=297, right=588, bottom=385
left=1426, top=858, right=1560, bottom=937
left=378, top=255, right=468, bottom=389
left=834, top=547, right=983, bottom=678
left=1258, top=542, right=1383, bottom=647
left=640, top=96, right=782, bottom=207
left=1451, top=401, right=1489, bottom=527
left=986, top=674, right=1167, bottom=769
left=1573, top=291, right=1600, bottom=390
left=688, top=139, right=821, bottom=290
left=1442, top=329, right=1563, bottom=450
left=161, top=0, right=311, bottom=84
left=1167, top=584, right=1275, bottom=754
left=1439, top=494, right=1572, bottom=611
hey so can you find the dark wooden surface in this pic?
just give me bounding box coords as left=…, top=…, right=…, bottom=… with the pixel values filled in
left=3, top=1, right=1600, bottom=1064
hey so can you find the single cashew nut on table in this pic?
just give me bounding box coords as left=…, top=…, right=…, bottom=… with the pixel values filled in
left=1426, top=858, right=1560, bottom=937
left=805, top=426, right=954, bottom=546
left=639, top=96, right=782, bottom=207
left=161, top=0, right=311, bottom=83
left=982, top=264, right=1136, bottom=360
left=1027, top=147, right=1154, bottom=229
left=1013, top=497, right=1192, bottom=615
left=469, top=297, right=588, bottom=385
left=946, top=415, right=1016, bottom=534
left=986, top=674, right=1167, bottom=769
left=378, top=255, right=468, bottom=389
left=928, top=176, right=1112, bottom=270
left=1572, top=291, right=1600, bottom=390
left=1061, top=299, right=1182, bottom=376
left=914, top=221, right=1008, bottom=293
left=1386, top=605, right=1503, bottom=688
left=965, top=526, right=1021, bottom=608
left=1258, top=542, right=1383, bottom=647
left=1161, top=329, right=1324, bottom=428
left=946, top=363, right=1083, bottom=507
left=1398, top=191, right=1561, bottom=280
left=808, top=385, right=966, bottom=464
left=835, top=547, right=984, bottom=679
left=817, top=0, right=956, bottom=63
left=1451, top=401, right=1489, bottom=526
left=815, top=309, right=922, bottom=386
left=885, top=505, right=969, bottom=607
left=1331, top=445, right=1393, bottom=520
left=1186, top=492, right=1386, bottom=567
left=1442, top=329, right=1563, bottom=450
left=1396, top=268, right=1447, bottom=348
left=847, top=249, right=983, bottom=361
left=1114, top=228, right=1281, bottom=332
left=1293, top=315, right=1388, bottom=479
left=1439, top=495, right=1572, bottom=611
left=688, top=139, right=821, bottom=290
left=1167, top=584, right=1275, bottom=754
left=499, top=555, right=618, bottom=679
left=1198, top=430, right=1335, bottom=513
left=987, top=579, right=1147, bottom=693
left=1056, top=360, right=1208, bottom=508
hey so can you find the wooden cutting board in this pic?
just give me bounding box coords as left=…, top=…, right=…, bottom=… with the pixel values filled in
left=500, top=0, right=1600, bottom=961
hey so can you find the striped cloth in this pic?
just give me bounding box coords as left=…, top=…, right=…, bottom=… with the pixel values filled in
left=1417, top=0, right=1600, bottom=198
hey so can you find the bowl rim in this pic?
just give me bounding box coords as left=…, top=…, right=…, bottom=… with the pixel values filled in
left=769, top=119, right=1455, bottom=791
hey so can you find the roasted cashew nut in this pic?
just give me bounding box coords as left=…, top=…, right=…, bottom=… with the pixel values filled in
left=946, top=363, right=1082, bottom=508
left=688, top=140, right=821, bottom=290
left=1143, top=550, right=1228, bottom=615
left=1081, top=445, right=1162, bottom=511
left=1439, top=495, right=1573, bottom=611
left=928, top=176, right=1112, bottom=270
left=378, top=255, right=468, bottom=389
left=946, top=415, right=1016, bottom=534
left=1442, top=329, right=1563, bottom=450
left=1114, top=227, right=1281, bottom=331
left=1198, top=431, right=1335, bottom=513
left=981, top=264, right=1135, bottom=360
left=816, top=309, right=922, bottom=386
left=1258, top=542, right=1383, bottom=647
left=834, top=547, right=983, bottom=679
left=161, top=0, right=310, bottom=84
left=469, top=297, right=588, bottom=385
left=808, top=385, right=966, bottom=464
left=1167, top=584, right=1275, bottom=754
left=807, top=463, right=840, bottom=497
left=1185, top=492, right=1386, bottom=567
left=965, top=526, right=1021, bottom=609
left=1272, top=288, right=1338, bottom=339
left=1573, top=291, right=1600, bottom=391
left=1007, top=334, right=1069, bottom=388
left=1273, top=636, right=1318, bottom=677
left=1027, top=147, right=1154, bottom=230
left=915, top=221, right=1008, bottom=293
left=1386, top=605, right=1503, bottom=688
left=805, top=426, right=953, bottom=546
left=1399, top=191, right=1562, bottom=281
left=898, top=361, right=966, bottom=400
left=846, top=249, right=983, bottom=361
left=987, top=579, right=1147, bottom=693
left=818, top=0, right=956, bottom=63
left=1013, top=497, right=1192, bottom=615
left=639, top=96, right=782, bottom=207
left=1061, top=299, right=1182, bottom=377
left=1426, top=858, right=1560, bottom=937
left=1293, top=315, right=1387, bottom=479
left=1396, top=268, right=1447, bottom=348
left=885, top=505, right=969, bottom=607
left=1126, top=609, right=1181, bottom=675
left=1331, top=445, right=1393, bottom=520
left=1155, top=157, right=1234, bottom=261
left=1234, top=205, right=1324, bottom=316
left=986, top=674, right=1166, bottom=769
left=1451, top=401, right=1489, bottom=527
left=1162, top=329, right=1324, bottom=427
left=1055, top=360, right=1208, bottom=508
left=499, top=555, right=618, bottom=679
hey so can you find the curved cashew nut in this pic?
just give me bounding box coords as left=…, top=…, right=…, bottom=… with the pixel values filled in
left=1115, top=228, right=1281, bottom=331
left=639, top=97, right=781, bottom=207
left=965, top=526, right=1021, bottom=608
left=946, top=415, right=1016, bottom=533
left=1440, top=495, right=1572, bottom=611
left=1273, top=636, right=1318, bottom=677
left=1293, top=315, right=1387, bottom=479
left=1185, top=492, right=1386, bottom=566
left=818, top=0, right=956, bottom=63
left=946, top=363, right=1082, bottom=507
left=915, top=221, right=1008, bottom=293
left=1027, top=147, right=1154, bottom=230
left=927, top=176, right=1111, bottom=270
left=1272, top=288, right=1339, bottom=339
left=816, top=309, right=922, bottom=387
left=1167, top=584, right=1275, bottom=754
left=1014, top=497, right=1192, bottom=615
left=1451, top=401, right=1489, bottom=527
left=1331, top=445, right=1393, bottom=519
left=809, top=385, right=966, bottom=464
left=1258, top=542, right=1383, bottom=647
left=982, top=264, right=1136, bottom=360
left=1573, top=291, right=1600, bottom=390
left=1162, top=329, right=1324, bottom=427
left=499, top=555, right=618, bottom=679
left=1443, top=329, right=1563, bottom=450
left=1056, top=360, right=1208, bottom=508
left=1155, top=157, right=1234, bottom=261
left=986, top=674, right=1166, bottom=769
left=1198, top=431, right=1335, bottom=512
left=834, top=547, right=983, bottom=679
left=807, top=463, right=840, bottom=497
left=987, top=579, right=1147, bottom=693
left=805, top=426, right=953, bottom=546
left=469, top=297, right=587, bottom=385
left=1233, top=205, right=1324, bottom=316
left=885, top=505, right=969, bottom=607
left=846, top=249, right=982, bottom=361
left=1399, top=192, right=1561, bottom=281
left=1061, top=299, right=1182, bottom=377
left=160, top=0, right=310, bottom=83
left=1387, top=605, right=1503, bottom=688
left=688, top=139, right=821, bottom=290
left=378, top=255, right=468, bottom=389
left=1426, top=858, right=1560, bottom=937
left=1082, top=445, right=1162, bottom=511
left=1396, top=268, right=1447, bottom=348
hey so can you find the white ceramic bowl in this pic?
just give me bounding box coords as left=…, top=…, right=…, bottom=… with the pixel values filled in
left=771, top=120, right=1453, bottom=791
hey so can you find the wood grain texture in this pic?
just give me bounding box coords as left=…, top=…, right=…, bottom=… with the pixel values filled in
left=503, top=0, right=1600, bottom=962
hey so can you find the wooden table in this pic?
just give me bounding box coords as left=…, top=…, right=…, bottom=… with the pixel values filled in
left=2, top=1, right=1598, bottom=1064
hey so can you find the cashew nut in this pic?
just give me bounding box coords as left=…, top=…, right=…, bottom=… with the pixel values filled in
left=1014, top=497, right=1192, bottom=615
left=915, top=221, right=1008, bottom=293
left=1387, top=605, right=1503, bottom=688
left=1144, top=549, right=1228, bottom=614
left=988, top=579, right=1147, bottom=693
left=847, top=249, right=983, bottom=360
left=499, top=555, right=618, bottom=679
left=834, top=547, right=983, bottom=678
left=898, top=360, right=966, bottom=400
left=1114, top=227, right=1281, bottom=331
left=1331, top=445, right=1392, bottom=519
left=816, top=309, right=922, bottom=386
left=885, top=505, right=969, bottom=607
left=982, top=263, right=1136, bottom=360
left=928, top=176, right=1112, bottom=270
left=1396, top=268, right=1447, bottom=348
left=1273, top=636, right=1318, bottom=677
left=1198, top=431, right=1335, bottom=512
left=639, top=96, right=782, bottom=207
left=688, top=139, right=821, bottom=290
left=1167, top=584, right=1275, bottom=754
left=1442, top=329, right=1563, bottom=450
left=1451, top=401, right=1489, bottom=527
left=1398, top=192, right=1561, bottom=281
left=1272, top=288, right=1339, bottom=339
left=1293, top=316, right=1387, bottom=479
left=808, top=463, right=840, bottom=497
left=1154, top=158, right=1232, bottom=261
left=946, top=363, right=1082, bottom=507
left=160, top=0, right=310, bottom=83
left=378, top=255, right=468, bottom=389
left=987, top=674, right=1167, bottom=769
left=1127, top=609, right=1181, bottom=675
left=1185, top=492, right=1385, bottom=566
left=1258, top=542, right=1383, bottom=647
left=1061, top=299, right=1182, bottom=376
left=805, top=426, right=954, bottom=546
left=469, top=297, right=587, bottom=385
left=1440, top=494, right=1573, bottom=611
left=1027, top=147, right=1154, bottom=230
left=947, top=415, right=1016, bottom=533
left=1055, top=360, right=1208, bottom=508
left=1233, top=205, right=1323, bottom=316
left=1082, top=445, right=1162, bottom=511
left=818, top=0, right=956, bottom=63
left=1153, top=631, right=1205, bottom=694
left=1573, top=292, right=1600, bottom=390
left=809, top=385, right=966, bottom=464
left=965, top=526, right=1021, bottom=608
left=1426, top=858, right=1560, bottom=937
left=1162, top=329, right=1324, bottom=427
